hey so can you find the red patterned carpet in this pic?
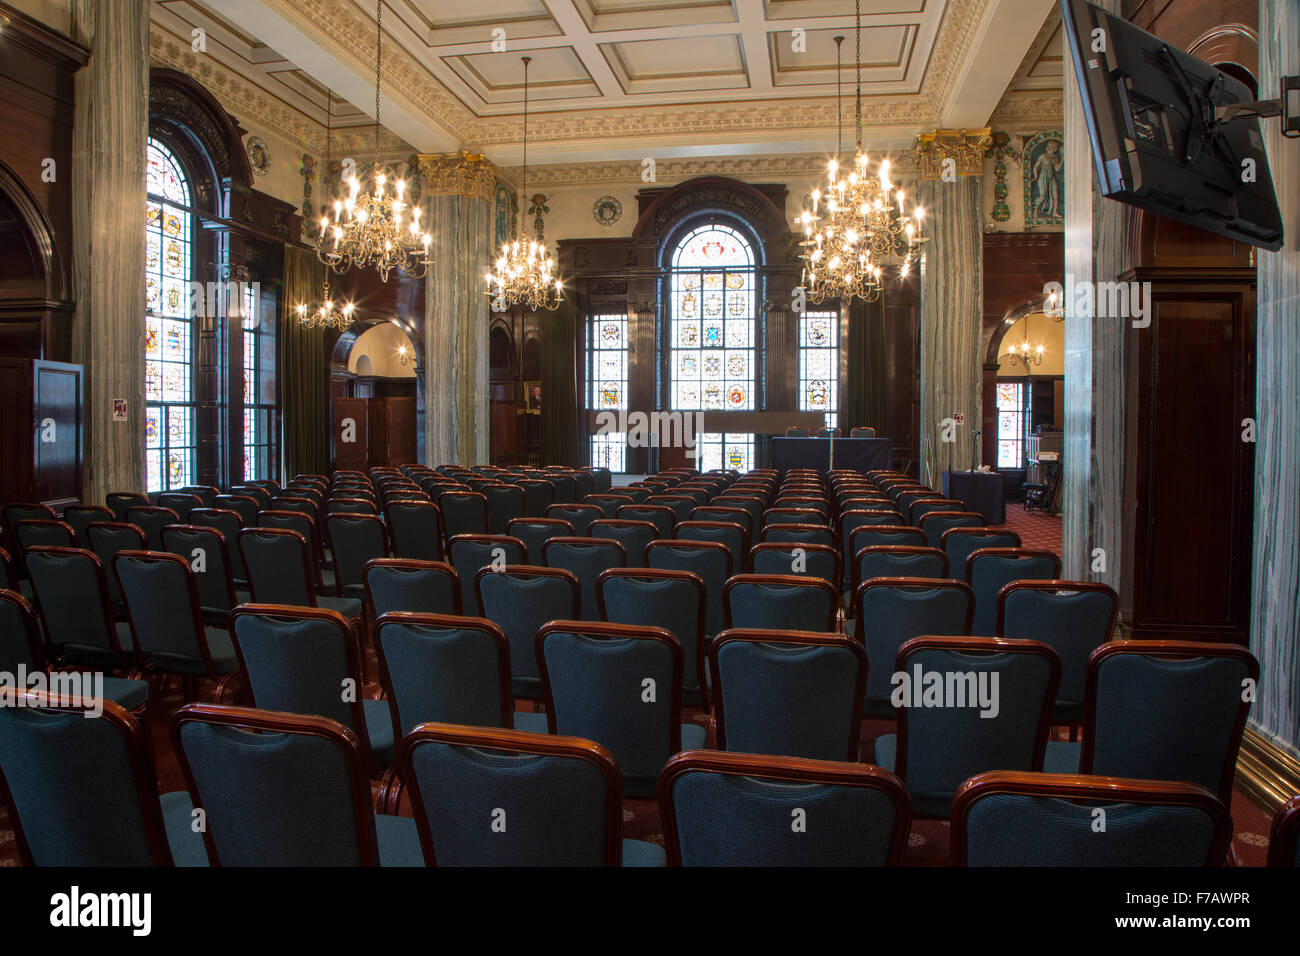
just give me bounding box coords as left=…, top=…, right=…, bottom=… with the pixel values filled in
left=994, top=503, right=1063, bottom=555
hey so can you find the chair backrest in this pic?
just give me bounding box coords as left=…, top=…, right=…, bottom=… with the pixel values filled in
left=399, top=723, right=624, bottom=866
left=690, top=505, right=753, bottom=538
left=228, top=605, right=381, bottom=771
left=848, top=525, right=927, bottom=559
left=917, top=510, right=985, bottom=548
left=237, top=526, right=317, bottom=607
left=658, top=750, right=911, bottom=866
left=966, top=548, right=1063, bottom=635
left=749, top=542, right=840, bottom=587
left=482, top=483, right=526, bottom=534
left=384, top=500, right=444, bottom=561
left=941, top=527, right=1021, bottom=573
left=645, top=539, right=732, bottom=637
left=375, top=611, right=514, bottom=736
left=584, top=494, right=633, bottom=518
left=437, top=491, right=489, bottom=541
left=723, top=574, right=838, bottom=632
left=908, top=497, right=965, bottom=526
left=189, top=508, right=248, bottom=580
left=541, top=536, right=627, bottom=620
left=773, top=496, right=829, bottom=517
left=475, top=566, right=581, bottom=696
left=447, top=534, right=527, bottom=612
left=516, top=479, right=555, bottom=516
left=0, top=587, right=44, bottom=671
left=180, top=485, right=219, bottom=508
left=327, top=513, right=391, bottom=595
left=536, top=620, right=682, bottom=793
left=170, top=703, right=381, bottom=865
left=850, top=426, right=877, bottom=438
left=675, top=520, right=749, bottom=574
left=545, top=503, right=602, bottom=537
left=231, top=485, right=272, bottom=510
left=364, top=558, right=461, bottom=617
left=784, top=426, right=811, bottom=437
left=951, top=771, right=1233, bottom=866
left=710, top=629, right=867, bottom=761
left=113, top=550, right=218, bottom=677
left=546, top=473, right=577, bottom=504
left=615, top=503, right=675, bottom=539
left=891, top=636, right=1060, bottom=817
left=761, top=523, right=835, bottom=548
left=157, top=492, right=203, bottom=521
left=161, top=524, right=238, bottom=615
left=764, top=507, right=826, bottom=529
left=851, top=578, right=975, bottom=714
left=327, top=496, right=378, bottom=516
left=598, top=568, right=708, bottom=705
left=504, top=517, right=574, bottom=562
left=105, top=492, right=148, bottom=522
left=586, top=519, right=657, bottom=569
left=15, top=519, right=76, bottom=553
left=997, top=580, right=1119, bottom=722
left=62, top=505, right=114, bottom=544
left=856, top=545, right=949, bottom=587
left=0, top=691, right=175, bottom=865
left=1080, top=640, right=1258, bottom=802
left=84, top=521, right=146, bottom=604
left=1269, top=795, right=1300, bottom=867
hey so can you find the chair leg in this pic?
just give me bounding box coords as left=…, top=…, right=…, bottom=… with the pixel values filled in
left=376, top=764, right=404, bottom=815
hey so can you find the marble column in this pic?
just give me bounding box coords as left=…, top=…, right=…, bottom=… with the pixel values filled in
left=1248, top=0, right=1300, bottom=756
left=69, top=0, right=149, bottom=502
left=1061, top=0, right=1128, bottom=586
left=916, top=129, right=990, bottom=485
left=414, top=152, right=496, bottom=466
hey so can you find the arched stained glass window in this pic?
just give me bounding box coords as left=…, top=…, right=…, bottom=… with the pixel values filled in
left=144, top=138, right=195, bottom=492
left=668, top=224, right=756, bottom=471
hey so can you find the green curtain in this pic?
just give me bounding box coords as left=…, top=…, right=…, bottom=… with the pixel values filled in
left=540, top=297, right=580, bottom=466
left=844, top=296, right=887, bottom=433
left=280, top=245, right=329, bottom=478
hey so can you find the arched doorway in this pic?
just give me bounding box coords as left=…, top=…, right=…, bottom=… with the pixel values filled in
left=328, top=317, right=420, bottom=470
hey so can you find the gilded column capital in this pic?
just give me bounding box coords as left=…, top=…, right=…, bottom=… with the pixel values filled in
left=412, top=150, right=498, bottom=201
left=913, top=128, right=993, bottom=180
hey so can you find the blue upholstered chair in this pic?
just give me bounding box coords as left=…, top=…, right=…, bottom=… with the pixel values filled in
left=364, top=558, right=461, bottom=617
left=645, top=539, right=732, bottom=641
left=850, top=426, right=877, bottom=438
left=327, top=496, right=378, bottom=515
left=505, top=517, right=574, bottom=563
left=908, top=497, right=965, bottom=527
left=179, top=485, right=218, bottom=508
left=124, top=505, right=179, bottom=550
left=996, top=580, right=1119, bottom=725
left=229, top=604, right=395, bottom=780
left=1268, top=795, right=1300, bottom=867
left=723, top=574, right=838, bottom=633
left=784, top=426, right=811, bottom=437
left=584, top=494, right=634, bottom=518
left=690, top=505, right=753, bottom=539
left=374, top=611, right=548, bottom=736
left=3, top=503, right=54, bottom=543
left=616, top=503, right=676, bottom=539
left=873, top=636, right=1061, bottom=817
left=238, top=526, right=362, bottom=622
left=675, top=520, right=750, bottom=575
left=850, top=578, right=975, bottom=717
left=570, top=470, right=596, bottom=500
left=230, top=485, right=271, bottom=511
left=584, top=467, right=613, bottom=494
left=917, top=510, right=985, bottom=549
left=399, top=722, right=664, bottom=866
left=190, top=508, right=250, bottom=582
left=848, top=525, right=926, bottom=560
left=541, top=536, right=627, bottom=621
left=384, top=500, right=444, bottom=561
left=255, top=509, right=329, bottom=589
left=709, top=629, right=866, bottom=761
left=63, top=504, right=114, bottom=545
left=0, top=690, right=205, bottom=865
left=516, top=479, right=555, bottom=516
left=773, top=496, right=830, bottom=519
left=161, top=524, right=244, bottom=625
left=940, top=527, right=1021, bottom=577
left=475, top=566, right=580, bottom=701
left=763, top=508, right=827, bottom=530
left=436, top=490, right=489, bottom=543
left=749, top=542, right=840, bottom=588
left=85, top=520, right=145, bottom=609
left=951, top=771, right=1233, bottom=867
left=112, top=550, right=241, bottom=701
left=326, top=513, right=390, bottom=601
left=14, top=519, right=76, bottom=555
left=761, top=523, right=836, bottom=548
left=965, top=547, right=1062, bottom=636
left=157, top=492, right=202, bottom=522
left=614, top=485, right=651, bottom=504
left=854, top=545, right=949, bottom=589
left=646, top=495, right=696, bottom=525
left=587, top=519, right=656, bottom=569
left=482, top=483, right=525, bottom=534
left=447, top=534, right=527, bottom=613
left=170, top=703, right=420, bottom=866
left=546, top=503, right=602, bottom=537
left=537, top=620, right=705, bottom=798
left=658, top=750, right=911, bottom=866
left=105, top=492, right=147, bottom=523
left=1042, top=640, right=1258, bottom=803
left=0, top=586, right=148, bottom=711
left=545, top=473, right=577, bottom=504
left=712, top=495, right=765, bottom=531
left=598, top=568, right=709, bottom=707
left=840, top=509, right=907, bottom=550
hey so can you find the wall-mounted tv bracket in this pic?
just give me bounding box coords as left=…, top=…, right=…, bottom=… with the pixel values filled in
left=1213, top=73, right=1300, bottom=139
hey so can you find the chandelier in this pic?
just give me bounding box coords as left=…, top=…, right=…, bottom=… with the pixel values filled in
left=296, top=277, right=356, bottom=331
left=315, top=0, right=431, bottom=282
left=485, top=56, right=563, bottom=312
left=798, top=0, right=926, bottom=303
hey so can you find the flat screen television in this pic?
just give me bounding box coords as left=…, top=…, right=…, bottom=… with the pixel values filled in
left=1059, top=0, right=1284, bottom=250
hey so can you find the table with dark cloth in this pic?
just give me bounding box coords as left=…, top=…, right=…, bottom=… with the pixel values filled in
left=942, top=470, right=1005, bottom=524
left=770, top=437, right=892, bottom=474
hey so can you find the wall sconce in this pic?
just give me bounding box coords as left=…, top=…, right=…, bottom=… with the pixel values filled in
left=397, top=344, right=410, bottom=367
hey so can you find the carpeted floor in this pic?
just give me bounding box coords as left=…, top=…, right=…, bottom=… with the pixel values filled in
left=993, top=502, right=1063, bottom=554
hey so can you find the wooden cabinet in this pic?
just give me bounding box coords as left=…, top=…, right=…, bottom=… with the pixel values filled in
left=331, top=396, right=416, bottom=471
left=0, top=358, right=82, bottom=508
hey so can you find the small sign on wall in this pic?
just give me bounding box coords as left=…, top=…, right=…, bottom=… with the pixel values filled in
left=112, top=399, right=127, bottom=422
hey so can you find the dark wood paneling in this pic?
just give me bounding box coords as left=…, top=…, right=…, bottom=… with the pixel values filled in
left=0, top=357, right=82, bottom=508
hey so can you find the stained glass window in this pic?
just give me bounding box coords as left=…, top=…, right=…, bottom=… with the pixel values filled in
left=145, top=138, right=194, bottom=492
left=799, top=309, right=839, bottom=431
left=587, top=312, right=628, bottom=471
left=669, top=224, right=755, bottom=470
left=242, top=284, right=277, bottom=481
left=996, top=380, right=1028, bottom=468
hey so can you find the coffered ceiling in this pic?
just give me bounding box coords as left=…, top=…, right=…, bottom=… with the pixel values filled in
left=150, top=0, right=1063, bottom=165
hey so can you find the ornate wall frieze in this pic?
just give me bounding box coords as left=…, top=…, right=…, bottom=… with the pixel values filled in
left=413, top=151, right=498, bottom=202
left=913, top=128, right=994, bottom=179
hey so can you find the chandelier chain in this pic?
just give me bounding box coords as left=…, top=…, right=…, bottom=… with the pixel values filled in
left=834, top=35, right=843, bottom=159
left=374, top=0, right=382, bottom=154
left=855, top=0, right=862, bottom=150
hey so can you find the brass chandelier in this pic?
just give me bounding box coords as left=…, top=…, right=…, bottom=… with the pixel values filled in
left=295, top=278, right=356, bottom=331
left=316, top=0, right=431, bottom=282
left=486, top=56, right=563, bottom=312
left=798, top=0, right=926, bottom=303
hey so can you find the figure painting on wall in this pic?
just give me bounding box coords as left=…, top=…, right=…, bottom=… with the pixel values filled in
left=1024, top=131, right=1064, bottom=227
left=495, top=182, right=518, bottom=247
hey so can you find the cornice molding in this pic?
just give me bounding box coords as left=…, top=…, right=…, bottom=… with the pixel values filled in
left=504, top=152, right=919, bottom=189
